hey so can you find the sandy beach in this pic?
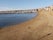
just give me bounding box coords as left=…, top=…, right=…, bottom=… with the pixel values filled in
left=0, top=6, right=53, bottom=40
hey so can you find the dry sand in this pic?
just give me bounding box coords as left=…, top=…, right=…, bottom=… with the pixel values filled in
left=0, top=8, right=53, bottom=40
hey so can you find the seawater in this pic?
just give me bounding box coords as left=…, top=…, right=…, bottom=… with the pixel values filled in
left=0, top=13, right=37, bottom=27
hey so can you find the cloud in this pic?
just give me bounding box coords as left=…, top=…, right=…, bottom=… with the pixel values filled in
left=0, top=7, right=13, bottom=11
left=0, top=7, right=34, bottom=11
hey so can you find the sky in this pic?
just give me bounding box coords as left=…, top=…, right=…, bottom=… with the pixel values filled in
left=0, top=0, right=53, bottom=10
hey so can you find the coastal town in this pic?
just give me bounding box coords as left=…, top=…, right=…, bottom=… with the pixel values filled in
left=0, top=6, right=53, bottom=13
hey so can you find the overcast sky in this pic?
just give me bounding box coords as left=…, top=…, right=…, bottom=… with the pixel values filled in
left=0, top=0, right=53, bottom=10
